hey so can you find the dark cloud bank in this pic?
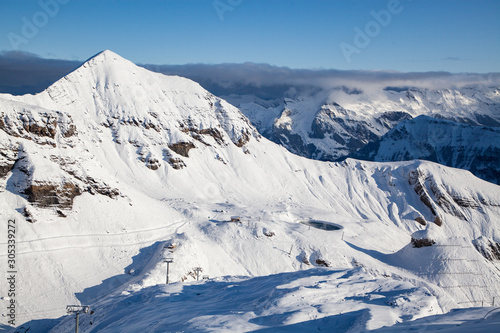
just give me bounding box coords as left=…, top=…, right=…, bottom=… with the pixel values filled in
left=0, top=51, right=81, bottom=95
left=1, top=51, right=499, bottom=99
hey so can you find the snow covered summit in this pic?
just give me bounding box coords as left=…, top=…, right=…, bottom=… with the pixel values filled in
left=9, top=48, right=257, bottom=147
left=0, top=49, right=259, bottom=209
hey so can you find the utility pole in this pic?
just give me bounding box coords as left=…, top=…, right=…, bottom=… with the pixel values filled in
left=66, top=305, right=90, bottom=333
left=194, top=267, right=203, bottom=281
left=164, top=258, right=174, bottom=284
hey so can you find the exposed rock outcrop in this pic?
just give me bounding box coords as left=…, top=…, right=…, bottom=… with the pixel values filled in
left=408, top=169, right=439, bottom=219
left=167, top=157, right=186, bottom=170
left=24, top=181, right=82, bottom=209
left=179, top=125, right=226, bottom=146
left=315, top=259, right=331, bottom=267
left=168, top=142, right=196, bottom=158
left=0, top=109, right=77, bottom=146
left=411, top=237, right=435, bottom=248
left=414, top=217, right=427, bottom=226
left=409, top=168, right=473, bottom=222
left=0, top=143, right=18, bottom=178
left=473, top=236, right=500, bottom=261
left=145, top=157, right=161, bottom=170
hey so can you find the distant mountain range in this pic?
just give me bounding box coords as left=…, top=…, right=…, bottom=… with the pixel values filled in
left=229, top=85, right=500, bottom=183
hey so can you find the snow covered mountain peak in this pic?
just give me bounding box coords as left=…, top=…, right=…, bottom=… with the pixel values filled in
left=56, top=49, right=147, bottom=89
left=77, top=49, right=131, bottom=69
left=50, top=48, right=208, bottom=103
left=4, top=49, right=258, bottom=148
left=84, top=49, right=125, bottom=63
left=0, top=50, right=258, bottom=210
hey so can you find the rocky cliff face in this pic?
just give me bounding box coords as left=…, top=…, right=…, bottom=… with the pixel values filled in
left=0, top=114, right=121, bottom=210
left=235, top=86, right=500, bottom=178
left=307, top=104, right=411, bottom=159
left=355, top=116, right=500, bottom=184
left=0, top=141, right=17, bottom=178
left=473, top=236, right=500, bottom=261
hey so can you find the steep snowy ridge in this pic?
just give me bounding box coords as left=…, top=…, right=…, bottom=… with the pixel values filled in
left=0, top=51, right=499, bottom=332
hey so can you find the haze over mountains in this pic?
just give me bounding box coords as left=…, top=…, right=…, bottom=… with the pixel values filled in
left=0, top=51, right=499, bottom=332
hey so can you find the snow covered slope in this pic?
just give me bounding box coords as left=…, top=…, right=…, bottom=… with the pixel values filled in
left=43, top=268, right=491, bottom=333
left=0, top=51, right=499, bottom=332
left=234, top=85, right=500, bottom=165
left=354, top=115, right=500, bottom=184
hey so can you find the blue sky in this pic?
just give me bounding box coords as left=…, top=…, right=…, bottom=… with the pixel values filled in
left=0, top=0, right=499, bottom=72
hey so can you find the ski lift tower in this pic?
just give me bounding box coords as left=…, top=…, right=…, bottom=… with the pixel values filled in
left=66, top=305, right=90, bottom=333
left=164, top=258, right=174, bottom=284
left=194, top=267, right=203, bottom=281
